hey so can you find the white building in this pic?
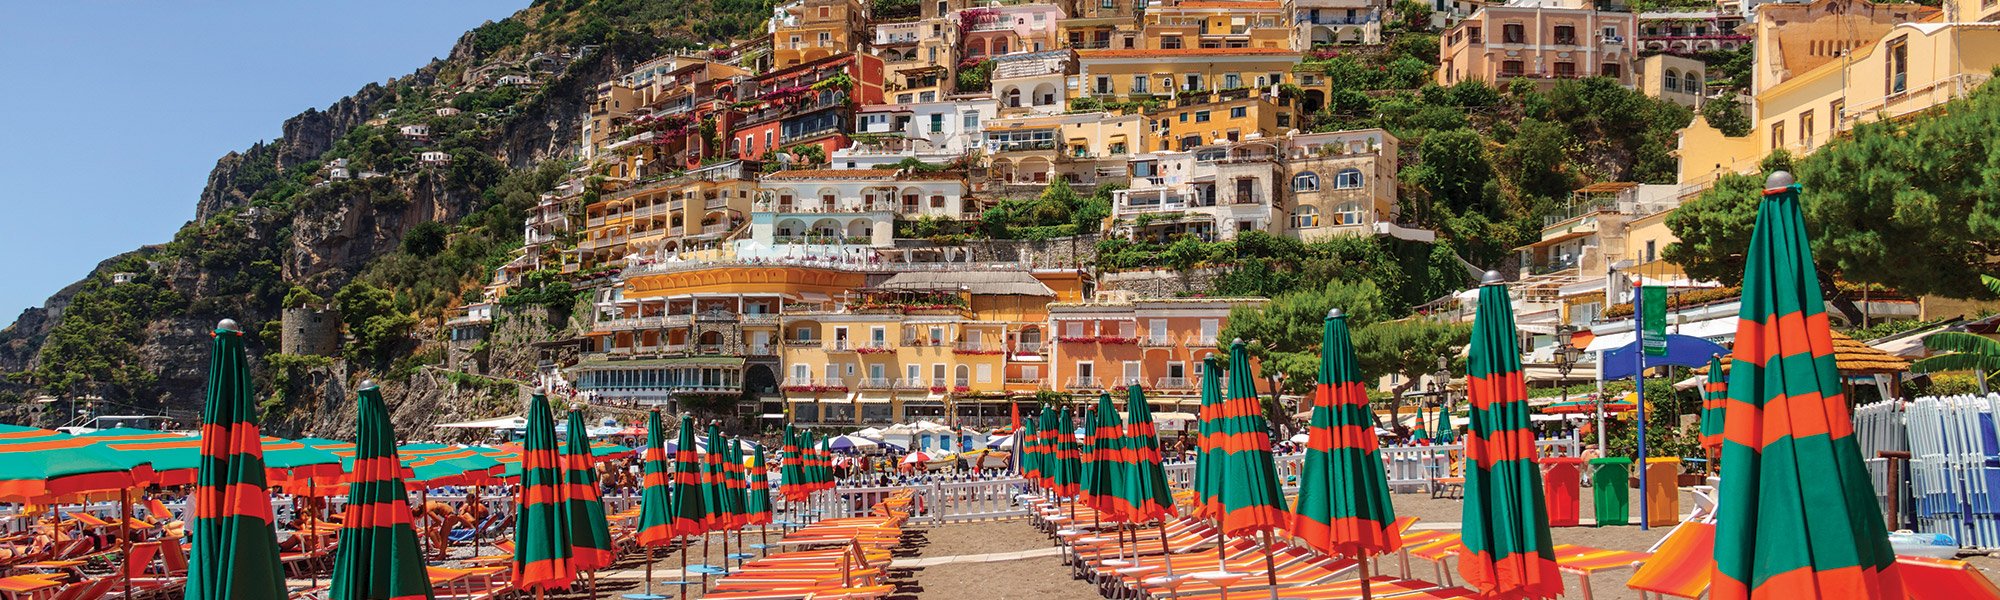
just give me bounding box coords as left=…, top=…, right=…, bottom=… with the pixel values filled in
left=738, top=169, right=974, bottom=258
left=991, top=50, right=1075, bottom=116
left=832, top=99, right=996, bottom=169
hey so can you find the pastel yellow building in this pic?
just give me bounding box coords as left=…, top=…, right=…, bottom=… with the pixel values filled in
left=1077, top=48, right=1301, bottom=103
left=1151, top=95, right=1294, bottom=151
left=576, top=160, right=762, bottom=270
left=772, top=0, right=867, bottom=68
left=1137, top=0, right=1295, bottom=50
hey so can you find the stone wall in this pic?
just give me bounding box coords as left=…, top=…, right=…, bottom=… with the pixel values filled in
left=924, top=233, right=1100, bottom=268
left=1097, top=267, right=1226, bottom=298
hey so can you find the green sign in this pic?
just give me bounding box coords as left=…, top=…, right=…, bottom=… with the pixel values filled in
left=1640, top=285, right=1668, bottom=356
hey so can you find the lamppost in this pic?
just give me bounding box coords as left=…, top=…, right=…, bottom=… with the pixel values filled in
left=1432, top=354, right=1451, bottom=438
left=1554, top=325, right=1591, bottom=452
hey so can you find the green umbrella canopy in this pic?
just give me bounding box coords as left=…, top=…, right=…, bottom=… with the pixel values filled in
left=636, top=411, right=676, bottom=547
left=1701, top=354, right=1727, bottom=456
left=1456, top=276, right=1562, bottom=599
left=1711, top=174, right=1902, bottom=599
left=745, top=445, right=774, bottom=526
left=329, top=384, right=435, bottom=600
left=1194, top=354, right=1226, bottom=519
left=1052, top=407, right=1082, bottom=498
left=1433, top=400, right=1455, bottom=443
left=1210, top=340, right=1288, bottom=537
left=779, top=425, right=806, bottom=502
left=666, top=415, right=709, bottom=538
left=510, top=395, right=577, bottom=592
left=0, top=435, right=149, bottom=504
left=724, top=436, right=750, bottom=530
left=1018, top=416, right=1040, bottom=486
left=702, top=423, right=730, bottom=530
left=1082, top=394, right=1123, bottom=519
left=1116, top=385, right=1177, bottom=523
left=562, top=410, right=615, bottom=571
left=1291, top=309, right=1402, bottom=559
left=186, top=320, right=286, bottom=600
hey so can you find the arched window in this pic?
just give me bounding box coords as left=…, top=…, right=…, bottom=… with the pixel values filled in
left=1292, top=172, right=1320, bottom=192
left=1335, top=168, right=1364, bottom=189
left=1684, top=74, right=1703, bottom=95
left=1663, top=69, right=1681, bottom=93
left=1290, top=205, right=1320, bottom=228
left=1332, top=201, right=1364, bottom=225
left=1004, top=87, right=1023, bottom=108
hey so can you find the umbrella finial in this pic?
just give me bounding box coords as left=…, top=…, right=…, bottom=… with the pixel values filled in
left=359, top=379, right=378, bottom=391
left=1764, top=170, right=1796, bottom=192
left=1481, top=270, right=1505, bottom=286
left=1327, top=307, right=1344, bottom=319
left=1230, top=337, right=1244, bottom=346
left=216, top=318, right=240, bottom=333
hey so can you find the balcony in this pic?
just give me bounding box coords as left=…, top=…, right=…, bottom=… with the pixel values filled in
left=748, top=345, right=775, bottom=356
left=859, top=377, right=896, bottom=389
left=1014, top=341, right=1045, bottom=354
left=1296, top=13, right=1380, bottom=25
left=694, top=344, right=725, bottom=354
left=784, top=338, right=821, bottom=347
left=827, top=340, right=856, bottom=352
left=955, top=341, right=992, bottom=352
left=862, top=340, right=894, bottom=351
left=741, top=314, right=780, bottom=327
left=1138, top=334, right=1174, bottom=347
left=1005, top=377, right=1048, bottom=388
left=1155, top=377, right=1191, bottom=390
left=1068, top=377, right=1101, bottom=389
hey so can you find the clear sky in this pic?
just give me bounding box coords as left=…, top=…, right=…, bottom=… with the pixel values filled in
left=0, top=1, right=529, bottom=324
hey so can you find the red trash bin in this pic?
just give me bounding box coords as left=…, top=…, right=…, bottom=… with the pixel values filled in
left=1540, top=457, right=1585, bottom=527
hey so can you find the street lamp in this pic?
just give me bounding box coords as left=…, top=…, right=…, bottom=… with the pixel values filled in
left=1553, top=324, right=1590, bottom=450
left=1432, top=354, right=1451, bottom=436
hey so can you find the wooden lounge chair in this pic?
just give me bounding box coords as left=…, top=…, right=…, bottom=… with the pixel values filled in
left=1552, top=544, right=1651, bottom=600
left=1898, top=556, right=2000, bottom=600
left=1624, top=522, right=1714, bottom=599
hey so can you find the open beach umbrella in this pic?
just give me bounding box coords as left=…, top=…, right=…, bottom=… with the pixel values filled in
left=1052, top=408, right=1082, bottom=499
left=0, top=436, right=150, bottom=504
left=1711, top=173, right=1903, bottom=599
left=562, top=410, right=615, bottom=572
left=511, top=394, right=577, bottom=593
left=1291, top=309, right=1402, bottom=599
left=1118, top=385, right=1177, bottom=523
left=329, top=383, right=434, bottom=600
left=746, top=445, right=774, bottom=526
left=186, top=319, right=286, bottom=600
left=1457, top=274, right=1562, bottom=599
left=1193, top=354, right=1226, bottom=518
left=637, top=411, right=675, bottom=547
left=1700, top=354, right=1727, bottom=459
left=1083, top=393, right=1123, bottom=518
left=1212, top=339, right=1288, bottom=536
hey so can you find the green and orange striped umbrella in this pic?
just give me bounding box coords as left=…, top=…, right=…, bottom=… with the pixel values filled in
left=186, top=320, right=287, bottom=600
left=1457, top=275, right=1562, bottom=600
left=667, top=415, right=709, bottom=538
left=329, top=384, right=434, bottom=600
left=1193, top=354, right=1225, bottom=518
left=0, top=436, right=148, bottom=505
left=1291, top=309, right=1402, bottom=569
left=722, top=434, right=749, bottom=530
left=562, top=410, right=615, bottom=571
left=511, top=394, right=577, bottom=592
left=1082, top=394, right=1123, bottom=518
left=1052, top=407, right=1082, bottom=498
left=1029, top=407, right=1052, bottom=491
left=1115, top=385, right=1176, bottom=523
left=1019, top=416, right=1041, bottom=487
left=815, top=434, right=835, bottom=492
left=1711, top=173, right=1903, bottom=600
left=745, top=445, right=773, bottom=526
left=637, top=411, right=675, bottom=547
left=1210, top=339, right=1288, bottom=536
left=778, top=425, right=806, bottom=502
left=1700, top=354, right=1727, bottom=458
left=702, top=423, right=733, bottom=530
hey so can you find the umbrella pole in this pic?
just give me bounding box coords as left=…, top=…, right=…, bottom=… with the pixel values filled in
left=471, top=485, right=482, bottom=559
left=309, top=479, right=318, bottom=590
left=1261, top=531, right=1279, bottom=600
left=1358, top=550, right=1374, bottom=600
left=679, top=535, right=690, bottom=600
left=644, top=546, right=654, bottom=596
left=588, top=570, right=598, bottom=600
left=1159, top=520, right=1178, bottom=600
left=703, top=529, right=713, bottom=591
left=120, top=489, right=132, bottom=600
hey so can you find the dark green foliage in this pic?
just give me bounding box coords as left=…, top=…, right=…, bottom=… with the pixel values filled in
left=30, top=256, right=185, bottom=397
left=1408, top=128, right=1498, bottom=216
left=401, top=221, right=448, bottom=257
left=499, top=269, right=579, bottom=312
left=1498, top=119, right=1577, bottom=200
left=335, top=281, right=415, bottom=367
left=470, top=19, right=530, bottom=54
left=1695, top=45, right=1753, bottom=92
left=980, top=179, right=1117, bottom=239
left=361, top=160, right=571, bottom=318
left=956, top=60, right=994, bottom=92
left=1701, top=91, right=1752, bottom=136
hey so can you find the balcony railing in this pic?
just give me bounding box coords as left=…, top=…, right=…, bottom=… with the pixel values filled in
left=695, top=344, right=724, bottom=354
left=1155, top=377, right=1191, bottom=389
left=1014, top=341, right=1045, bottom=354
left=1005, top=377, right=1048, bottom=388
left=1068, top=377, right=1101, bottom=389
left=859, top=377, right=896, bottom=389
left=784, top=338, right=821, bottom=347
left=828, top=340, right=855, bottom=352
left=1138, top=334, right=1174, bottom=347
left=955, top=341, right=989, bottom=352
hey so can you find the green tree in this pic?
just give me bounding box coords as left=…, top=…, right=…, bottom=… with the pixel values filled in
left=1912, top=278, right=2000, bottom=393
left=335, top=281, right=415, bottom=367
left=1498, top=119, right=1577, bottom=201
left=1660, top=171, right=1761, bottom=284
left=401, top=221, right=448, bottom=257
left=1352, top=318, right=1471, bottom=422
left=281, top=286, right=325, bottom=308
left=1410, top=128, right=1498, bottom=215
left=1222, top=280, right=1389, bottom=394
left=1702, top=92, right=1753, bottom=136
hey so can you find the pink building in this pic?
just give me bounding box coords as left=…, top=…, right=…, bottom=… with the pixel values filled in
left=1437, top=0, right=1638, bottom=88
left=961, top=4, right=1066, bottom=59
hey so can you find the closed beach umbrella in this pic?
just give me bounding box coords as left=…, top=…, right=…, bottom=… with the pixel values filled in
left=815, top=434, right=834, bottom=492
left=329, top=383, right=434, bottom=600
left=1083, top=393, right=1123, bottom=517
left=637, top=411, right=675, bottom=546
left=1291, top=309, right=1402, bottom=599
left=779, top=425, right=806, bottom=502
left=1711, top=173, right=1903, bottom=599
left=723, top=435, right=749, bottom=530
left=562, top=410, right=615, bottom=571
left=1193, top=354, right=1226, bottom=518
left=745, top=445, right=773, bottom=526
left=186, top=320, right=286, bottom=600
left=703, top=423, right=730, bottom=530
left=1213, top=340, right=1288, bottom=536
left=1118, top=385, right=1177, bottom=523
left=1456, top=274, right=1562, bottom=599
left=1700, top=354, right=1727, bottom=459
left=1020, top=417, right=1042, bottom=489
left=1434, top=402, right=1454, bottom=443
left=668, top=415, right=709, bottom=536
left=1053, top=408, right=1082, bottom=499
left=511, top=394, right=576, bottom=593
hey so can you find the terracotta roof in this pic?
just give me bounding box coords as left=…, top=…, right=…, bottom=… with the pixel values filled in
left=1694, top=330, right=1912, bottom=376
left=1172, top=1, right=1281, bottom=8
left=1078, top=47, right=1298, bottom=58
left=878, top=271, right=1056, bottom=297
left=763, top=168, right=965, bottom=181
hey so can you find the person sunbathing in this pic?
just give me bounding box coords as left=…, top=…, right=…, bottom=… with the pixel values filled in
left=417, top=500, right=459, bottom=558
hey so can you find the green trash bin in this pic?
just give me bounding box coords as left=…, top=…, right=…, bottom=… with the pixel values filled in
left=1589, top=457, right=1632, bottom=526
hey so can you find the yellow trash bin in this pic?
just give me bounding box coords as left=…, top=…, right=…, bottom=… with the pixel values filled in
left=1644, top=457, right=1681, bottom=526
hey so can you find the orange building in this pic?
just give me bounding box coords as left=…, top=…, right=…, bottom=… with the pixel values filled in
left=1047, top=296, right=1267, bottom=411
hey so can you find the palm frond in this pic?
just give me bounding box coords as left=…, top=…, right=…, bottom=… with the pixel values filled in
left=1921, top=331, right=2000, bottom=355
left=1985, top=274, right=2000, bottom=297
left=1911, top=353, right=2000, bottom=375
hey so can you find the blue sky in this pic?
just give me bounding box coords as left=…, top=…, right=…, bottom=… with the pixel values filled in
left=0, top=1, right=528, bottom=324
